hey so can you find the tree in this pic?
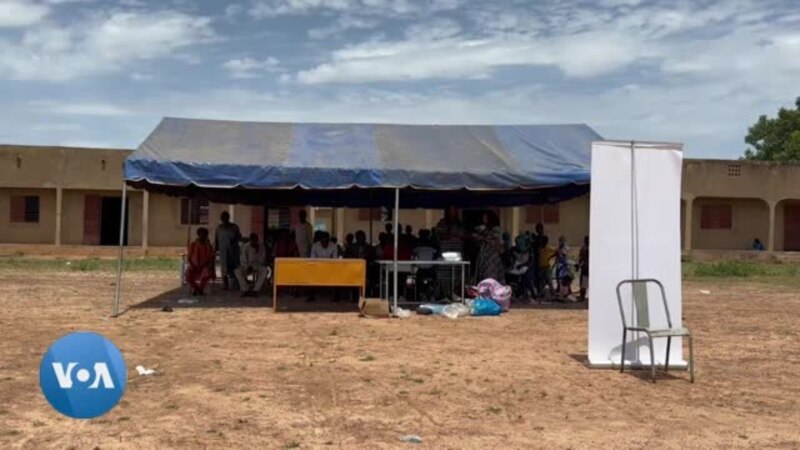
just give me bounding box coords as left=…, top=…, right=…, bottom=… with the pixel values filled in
left=744, top=97, right=800, bottom=162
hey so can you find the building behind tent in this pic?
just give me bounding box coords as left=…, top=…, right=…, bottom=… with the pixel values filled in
left=1, top=145, right=799, bottom=252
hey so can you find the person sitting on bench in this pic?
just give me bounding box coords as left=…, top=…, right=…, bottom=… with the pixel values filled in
left=235, top=233, right=270, bottom=297
left=186, top=227, right=215, bottom=296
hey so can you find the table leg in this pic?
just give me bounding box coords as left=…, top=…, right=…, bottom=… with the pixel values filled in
left=461, top=264, right=465, bottom=303
left=273, top=283, right=278, bottom=312
left=451, top=265, right=454, bottom=301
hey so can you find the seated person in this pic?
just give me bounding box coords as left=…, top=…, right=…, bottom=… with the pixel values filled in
left=311, top=232, right=339, bottom=258
left=413, top=229, right=439, bottom=279
left=186, top=227, right=215, bottom=296
left=235, top=233, right=270, bottom=297
left=343, top=233, right=356, bottom=258
left=351, top=230, right=371, bottom=259
left=752, top=238, right=765, bottom=251
left=274, top=228, right=299, bottom=258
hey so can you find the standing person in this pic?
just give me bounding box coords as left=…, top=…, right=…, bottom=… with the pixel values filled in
left=214, top=211, right=242, bottom=290
left=311, top=232, right=339, bottom=259
left=474, top=211, right=505, bottom=283
left=294, top=210, right=314, bottom=258
left=538, top=235, right=555, bottom=299
left=579, top=236, right=589, bottom=302
left=530, top=222, right=545, bottom=295
left=235, top=233, right=270, bottom=297
left=384, top=222, right=395, bottom=243
left=186, top=227, right=215, bottom=296
left=405, top=225, right=417, bottom=248
left=554, top=235, right=573, bottom=300
left=434, top=206, right=464, bottom=240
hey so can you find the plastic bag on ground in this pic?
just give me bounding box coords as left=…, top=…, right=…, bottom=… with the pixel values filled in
left=418, top=303, right=447, bottom=315
left=442, top=303, right=470, bottom=319
left=477, top=278, right=512, bottom=311
left=471, top=298, right=502, bottom=316
left=394, top=307, right=412, bottom=318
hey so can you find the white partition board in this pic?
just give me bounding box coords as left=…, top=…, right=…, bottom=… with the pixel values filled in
left=588, top=141, right=686, bottom=368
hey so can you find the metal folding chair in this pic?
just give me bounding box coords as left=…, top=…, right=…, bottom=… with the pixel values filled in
left=616, top=279, right=695, bottom=383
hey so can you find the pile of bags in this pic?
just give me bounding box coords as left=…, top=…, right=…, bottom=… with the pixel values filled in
left=417, top=278, right=511, bottom=319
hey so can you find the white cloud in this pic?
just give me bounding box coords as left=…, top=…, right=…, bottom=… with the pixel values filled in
left=248, top=0, right=430, bottom=18
left=0, top=0, right=50, bottom=27
left=28, top=100, right=135, bottom=116
left=131, top=72, right=154, bottom=81
left=222, top=56, right=282, bottom=78
left=296, top=31, right=650, bottom=84
left=0, top=10, right=214, bottom=81
left=308, top=14, right=378, bottom=40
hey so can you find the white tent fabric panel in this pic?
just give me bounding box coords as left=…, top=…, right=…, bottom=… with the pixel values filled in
left=588, top=141, right=685, bottom=368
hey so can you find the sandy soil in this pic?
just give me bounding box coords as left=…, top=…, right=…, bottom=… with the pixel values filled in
left=1, top=269, right=799, bottom=449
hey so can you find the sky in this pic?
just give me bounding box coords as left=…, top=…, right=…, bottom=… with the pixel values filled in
left=0, top=0, right=798, bottom=159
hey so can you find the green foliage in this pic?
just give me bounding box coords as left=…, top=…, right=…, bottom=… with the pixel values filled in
left=744, top=97, right=800, bottom=162
left=684, top=261, right=800, bottom=278
left=0, top=256, right=179, bottom=272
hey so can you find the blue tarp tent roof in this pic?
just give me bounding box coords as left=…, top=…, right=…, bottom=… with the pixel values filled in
left=124, top=117, right=601, bottom=207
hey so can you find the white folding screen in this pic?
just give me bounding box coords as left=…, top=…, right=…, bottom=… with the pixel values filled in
left=588, top=141, right=686, bottom=368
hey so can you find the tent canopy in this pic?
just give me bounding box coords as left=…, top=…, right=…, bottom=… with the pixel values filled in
left=124, top=117, right=602, bottom=207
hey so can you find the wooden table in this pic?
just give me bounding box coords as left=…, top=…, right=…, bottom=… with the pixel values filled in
left=272, top=258, right=366, bottom=312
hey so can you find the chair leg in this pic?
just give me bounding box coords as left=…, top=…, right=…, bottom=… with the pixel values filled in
left=648, top=335, right=656, bottom=383
left=620, top=329, right=627, bottom=373
left=688, top=334, right=695, bottom=383
left=665, top=337, right=671, bottom=372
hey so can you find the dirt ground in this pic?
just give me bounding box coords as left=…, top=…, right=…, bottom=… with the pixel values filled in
left=1, top=269, right=799, bottom=449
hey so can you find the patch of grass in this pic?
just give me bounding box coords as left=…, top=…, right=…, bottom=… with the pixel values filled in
left=284, top=441, right=301, bottom=449
left=683, top=261, right=800, bottom=278
left=0, top=256, right=179, bottom=272
left=359, top=355, right=375, bottom=362
left=486, top=406, right=502, bottom=414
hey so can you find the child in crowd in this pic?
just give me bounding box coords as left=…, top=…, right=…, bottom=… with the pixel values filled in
left=538, top=235, right=555, bottom=299
left=579, top=236, right=589, bottom=302
left=555, top=236, right=574, bottom=300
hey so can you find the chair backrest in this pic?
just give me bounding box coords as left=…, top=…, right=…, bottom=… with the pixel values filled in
left=616, top=279, right=672, bottom=329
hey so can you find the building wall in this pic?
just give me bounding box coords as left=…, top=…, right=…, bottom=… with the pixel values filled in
left=60, top=189, right=143, bottom=246
left=691, top=198, right=770, bottom=250
left=0, top=188, right=56, bottom=244
left=2, top=145, right=800, bottom=251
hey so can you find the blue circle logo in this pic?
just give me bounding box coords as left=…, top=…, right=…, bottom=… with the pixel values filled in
left=39, top=332, right=127, bottom=419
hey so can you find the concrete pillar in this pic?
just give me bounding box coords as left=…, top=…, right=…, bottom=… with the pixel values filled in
left=142, top=191, right=150, bottom=251
left=767, top=200, right=776, bottom=251
left=425, top=209, right=434, bottom=229
left=511, top=207, right=520, bottom=238
left=228, top=204, right=235, bottom=222
left=335, top=208, right=345, bottom=242
left=308, top=207, right=316, bottom=230
left=54, top=187, right=63, bottom=245
left=683, top=196, right=693, bottom=251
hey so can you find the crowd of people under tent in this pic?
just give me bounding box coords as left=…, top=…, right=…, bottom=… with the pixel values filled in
left=185, top=207, right=589, bottom=304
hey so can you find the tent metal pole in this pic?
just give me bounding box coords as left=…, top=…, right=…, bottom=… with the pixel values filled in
left=113, top=182, right=127, bottom=317
left=393, top=188, right=399, bottom=314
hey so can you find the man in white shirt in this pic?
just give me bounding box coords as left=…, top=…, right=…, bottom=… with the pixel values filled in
left=310, top=232, right=338, bottom=259
left=235, top=233, right=270, bottom=297
left=294, top=210, right=314, bottom=257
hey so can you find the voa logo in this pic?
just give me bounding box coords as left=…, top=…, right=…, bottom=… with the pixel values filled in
left=40, top=332, right=127, bottom=419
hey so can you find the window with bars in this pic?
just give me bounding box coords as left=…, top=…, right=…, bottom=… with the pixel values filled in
left=727, top=163, right=742, bottom=177
left=180, top=198, right=209, bottom=225
left=10, top=196, right=39, bottom=223
left=700, top=204, right=732, bottom=229
left=358, top=208, right=382, bottom=221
